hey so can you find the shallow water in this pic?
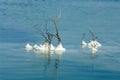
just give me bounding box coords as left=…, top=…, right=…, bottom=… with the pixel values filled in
left=0, top=0, right=120, bottom=80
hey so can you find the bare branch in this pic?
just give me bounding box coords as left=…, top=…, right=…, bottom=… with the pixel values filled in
left=53, top=20, right=62, bottom=43
left=55, top=9, right=61, bottom=23
left=89, top=30, right=96, bottom=40
left=46, top=16, right=54, bottom=22
left=33, top=24, right=48, bottom=40
left=82, top=33, right=85, bottom=40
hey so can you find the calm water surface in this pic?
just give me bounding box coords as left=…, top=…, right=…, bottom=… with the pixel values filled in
left=0, top=0, right=120, bottom=80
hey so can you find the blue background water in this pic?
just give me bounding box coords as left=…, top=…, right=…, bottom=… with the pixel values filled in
left=0, top=0, right=120, bottom=80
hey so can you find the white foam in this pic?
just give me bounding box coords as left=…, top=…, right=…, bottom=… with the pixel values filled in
left=49, top=44, right=55, bottom=51
left=25, top=43, right=32, bottom=50
left=55, top=43, right=66, bottom=51
left=81, top=40, right=87, bottom=48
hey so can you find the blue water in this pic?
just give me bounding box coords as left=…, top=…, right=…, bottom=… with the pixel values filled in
left=0, top=0, right=120, bottom=80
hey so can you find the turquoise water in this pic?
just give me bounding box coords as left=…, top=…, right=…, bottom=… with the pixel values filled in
left=0, top=0, right=120, bottom=80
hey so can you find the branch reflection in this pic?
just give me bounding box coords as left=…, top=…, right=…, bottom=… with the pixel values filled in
left=32, top=49, right=65, bottom=80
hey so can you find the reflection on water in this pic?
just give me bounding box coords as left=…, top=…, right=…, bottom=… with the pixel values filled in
left=53, top=51, right=64, bottom=78
left=91, top=51, right=98, bottom=57
left=1, top=43, right=120, bottom=80
left=26, top=49, right=64, bottom=80
left=81, top=45, right=97, bottom=57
